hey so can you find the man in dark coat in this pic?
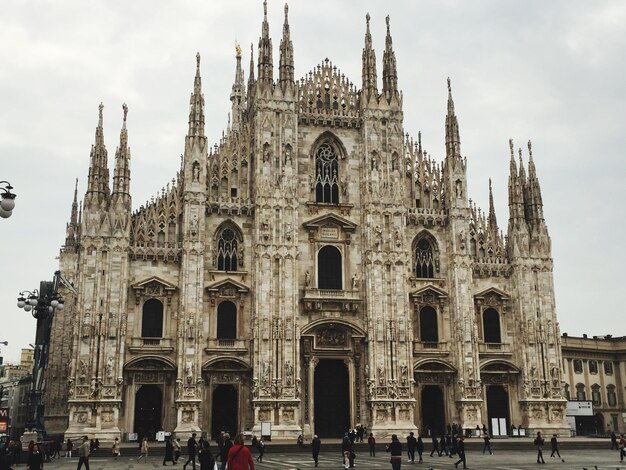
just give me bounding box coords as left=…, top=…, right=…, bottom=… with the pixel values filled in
left=453, top=436, right=468, bottom=469
left=183, top=432, right=197, bottom=470
left=311, top=435, right=321, bottom=467
left=406, top=432, right=417, bottom=463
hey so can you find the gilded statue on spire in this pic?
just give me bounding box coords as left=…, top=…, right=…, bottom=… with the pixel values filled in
left=236, top=43, right=242, bottom=58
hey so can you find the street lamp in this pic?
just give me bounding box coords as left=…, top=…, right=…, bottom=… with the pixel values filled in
left=0, top=181, right=17, bottom=218
left=16, top=271, right=64, bottom=439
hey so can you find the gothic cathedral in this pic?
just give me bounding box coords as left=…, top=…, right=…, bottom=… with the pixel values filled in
left=46, top=2, right=569, bottom=440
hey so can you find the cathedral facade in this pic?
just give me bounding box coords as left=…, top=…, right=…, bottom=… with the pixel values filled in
left=45, top=2, right=569, bottom=440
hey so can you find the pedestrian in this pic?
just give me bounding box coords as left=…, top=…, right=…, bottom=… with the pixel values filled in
left=619, top=433, right=626, bottom=462
left=482, top=433, right=492, bottom=454
left=137, top=437, right=148, bottom=462
left=549, top=434, right=564, bottom=462
left=198, top=441, right=216, bottom=470
left=453, top=435, right=467, bottom=469
left=429, top=434, right=440, bottom=457
left=220, top=433, right=233, bottom=470
left=112, top=437, right=120, bottom=460
left=226, top=433, right=255, bottom=470
left=27, top=443, right=44, bottom=470
left=163, top=437, right=176, bottom=466
left=610, top=431, right=618, bottom=450
left=183, top=433, right=198, bottom=470
left=76, top=436, right=90, bottom=470
left=311, top=434, right=321, bottom=467
left=446, top=433, right=453, bottom=458
left=534, top=431, right=545, bottom=464
left=416, top=435, right=424, bottom=463
left=439, top=434, right=449, bottom=456
left=173, top=438, right=182, bottom=462
left=348, top=443, right=356, bottom=468
left=256, top=437, right=265, bottom=463
left=66, top=439, right=73, bottom=458
left=368, top=432, right=376, bottom=457
left=385, top=434, right=402, bottom=470
left=406, top=432, right=416, bottom=463
left=297, top=434, right=304, bottom=447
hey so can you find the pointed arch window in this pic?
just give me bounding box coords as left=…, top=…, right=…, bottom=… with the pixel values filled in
left=318, top=245, right=342, bottom=290
left=142, top=299, right=164, bottom=338
left=217, top=227, right=238, bottom=271
left=419, top=306, right=439, bottom=344
left=483, top=308, right=502, bottom=343
left=217, top=301, right=237, bottom=340
left=414, top=238, right=435, bottom=278
left=315, top=143, right=339, bottom=203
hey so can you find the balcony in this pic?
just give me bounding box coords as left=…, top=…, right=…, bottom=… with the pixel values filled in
left=478, top=342, right=512, bottom=356
left=128, top=337, right=174, bottom=354
left=413, top=341, right=450, bottom=356
left=302, top=288, right=361, bottom=313
left=205, top=338, right=248, bottom=354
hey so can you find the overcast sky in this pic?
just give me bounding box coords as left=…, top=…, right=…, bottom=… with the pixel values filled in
left=1, top=0, right=624, bottom=363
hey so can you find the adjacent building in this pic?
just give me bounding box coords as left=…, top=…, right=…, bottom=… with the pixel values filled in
left=46, top=3, right=569, bottom=440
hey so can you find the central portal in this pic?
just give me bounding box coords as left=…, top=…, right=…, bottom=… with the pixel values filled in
left=421, top=385, right=445, bottom=437
left=211, top=385, right=238, bottom=439
left=314, top=359, right=349, bottom=437
left=134, top=384, right=162, bottom=440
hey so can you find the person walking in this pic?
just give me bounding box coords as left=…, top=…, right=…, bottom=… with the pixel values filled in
left=163, top=437, right=176, bottom=466
left=429, top=434, right=440, bottom=457
left=256, top=437, right=265, bottom=463
left=183, top=433, right=198, bottom=470
left=311, top=434, right=321, bottom=467
left=482, top=433, right=492, bottom=454
left=198, top=441, right=216, bottom=470
left=549, top=434, right=564, bottom=462
left=220, top=434, right=233, bottom=470
left=368, top=432, right=376, bottom=457
left=610, top=431, right=618, bottom=450
left=453, top=435, right=467, bottom=469
left=65, top=439, right=73, bottom=458
left=386, top=434, right=402, bottom=470
left=137, top=437, right=148, bottom=462
left=341, top=434, right=351, bottom=469
left=406, top=432, right=416, bottom=463
left=173, top=438, right=182, bottom=463
left=534, top=431, right=545, bottom=464
left=619, top=433, right=626, bottom=462
left=416, top=436, right=424, bottom=463
left=111, top=437, right=120, bottom=460
left=226, top=433, right=254, bottom=470
left=27, top=443, right=44, bottom=470
left=76, top=436, right=90, bottom=470
left=439, top=434, right=449, bottom=457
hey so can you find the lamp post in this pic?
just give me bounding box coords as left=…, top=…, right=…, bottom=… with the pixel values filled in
left=0, top=181, right=17, bottom=218
left=16, top=271, right=64, bottom=440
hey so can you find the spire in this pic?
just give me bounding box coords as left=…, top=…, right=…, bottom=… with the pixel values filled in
left=85, top=102, right=110, bottom=208
left=247, top=43, right=256, bottom=102
left=382, top=15, right=399, bottom=104
left=487, top=178, right=498, bottom=232
left=278, top=3, right=294, bottom=89
left=64, top=179, right=79, bottom=247
left=188, top=52, right=205, bottom=137
left=361, top=13, right=378, bottom=104
left=112, top=103, right=131, bottom=206
left=525, top=139, right=545, bottom=224
left=445, top=78, right=461, bottom=159
left=231, top=44, right=246, bottom=131
left=257, top=0, right=274, bottom=87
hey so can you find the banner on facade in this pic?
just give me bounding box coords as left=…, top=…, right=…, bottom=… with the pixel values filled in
left=565, top=400, right=593, bottom=416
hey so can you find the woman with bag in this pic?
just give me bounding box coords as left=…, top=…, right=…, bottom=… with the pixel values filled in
left=227, top=433, right=254, bottom=470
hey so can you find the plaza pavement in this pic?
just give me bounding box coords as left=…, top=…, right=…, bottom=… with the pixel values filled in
left=26, top=448, right=626, bottom=470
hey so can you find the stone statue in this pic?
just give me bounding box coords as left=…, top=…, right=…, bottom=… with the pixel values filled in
left=105, top=356, right=114, bottom=380
left=351, top=273, right=359, bottom=290
left=305, top=271, right=311, bottom=287
left=185, top=360, right=194, bottom=384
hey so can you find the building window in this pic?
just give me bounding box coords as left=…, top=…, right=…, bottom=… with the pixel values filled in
left=589, top=360, right=598, bottom=374
left=483, top=308, right=502, bottom=343
left=142, top=299, right=164, bottom=338
left=575, top=383, right=586, bottom=401
left=604, top=361, right=614, bottom=375
left=573, top=360, right=583, bottom=374
left=317, top=245, right=342, bottom=290
left=591, top=385, right=601, bottom=406
left=216, top=226, right=239, bottom=271
left=414, top=239, right=435, bottom=278
left=315, top=143, right=339, bottom=203
left=419, top=306, right=438, bottom=343
left=217, top=301, right=237, bottom=340
left=607, top=385, right=617, bottom=407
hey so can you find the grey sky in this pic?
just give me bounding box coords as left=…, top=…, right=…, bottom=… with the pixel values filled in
left=1, top=0, right=624, bottom=363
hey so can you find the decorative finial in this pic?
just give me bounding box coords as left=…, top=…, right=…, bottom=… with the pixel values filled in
left=196, top=52, right=201, bottom=68
left=284, top=3, right=288, bottom=18
left=518, top=147, right=523, bottom=159
left=263, top=0, right=267, bottom=18
left=527, top=139, right=533, bottom=159
left=386, top=15, right=390, bottom=32
left=122, top=103, right=128, bottom=122
left=489, top=177, right=492, bottom=190
left=509, top=138, right=514, bottom=157
left=366, top=12, right=370, bottom=24
left=447, top=77, right=451, bottom=93
left=236, top=43, right=242, bottom=58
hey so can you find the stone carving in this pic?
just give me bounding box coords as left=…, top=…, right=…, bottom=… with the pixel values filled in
left=105, top=357, right=114, bottom=381
left=285, top=361, right=294, bottom=386
left=351, top=273, right=359, bottom=290
left=185, top=360, right=194, bottom=384
left=316, top=327, right=347, bottom=347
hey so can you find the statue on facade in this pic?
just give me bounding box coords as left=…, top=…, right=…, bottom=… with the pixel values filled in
left=305, top=271, right=311, bottom=287
left=351, top=272, right=359, bottom=290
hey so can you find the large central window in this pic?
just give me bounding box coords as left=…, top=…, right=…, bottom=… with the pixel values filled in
left=315, top=143, right=339, bottom=203
left=217, top=228, right=238, bottom=271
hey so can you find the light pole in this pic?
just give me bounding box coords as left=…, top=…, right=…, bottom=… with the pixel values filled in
left=0, top=181, right=17, bottom=218
left=16, top=271, right=64, bottom=439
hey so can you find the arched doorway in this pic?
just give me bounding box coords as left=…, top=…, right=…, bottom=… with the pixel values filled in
left=134, top=384, right=162, bottom=440
left=314, top=359, right=349, bottom=437
left=486, top=385, right=510, bottom=436
left=421, top=385, right=445, bottom=437
left=211, top=385, right=238, bottom=439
